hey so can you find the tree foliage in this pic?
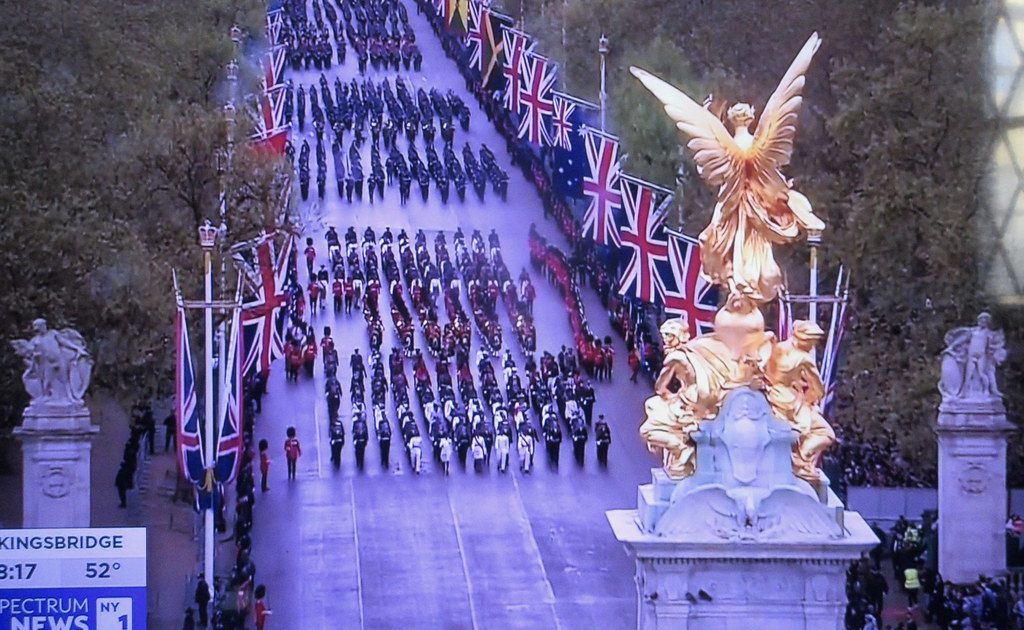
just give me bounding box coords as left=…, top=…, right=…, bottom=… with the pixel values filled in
left=0, top=0, right=288, bottom=428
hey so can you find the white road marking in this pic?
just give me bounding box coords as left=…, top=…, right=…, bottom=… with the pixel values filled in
left=447, top=488, right=481, bottom=630
left=511, top=472, right=563, bottom=629
left=349, top=477, right=366, bottom=630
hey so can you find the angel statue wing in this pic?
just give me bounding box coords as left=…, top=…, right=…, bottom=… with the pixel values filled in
left=751, top=33, right=821, bottom=176
left=630, top=33, right=823, bottom=221
left=628, top=67, right=742, bottom=190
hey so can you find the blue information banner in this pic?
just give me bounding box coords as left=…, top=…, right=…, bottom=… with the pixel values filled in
left=0, top=528, right=147, bottom=630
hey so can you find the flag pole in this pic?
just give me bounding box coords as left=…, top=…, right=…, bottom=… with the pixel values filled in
left=807, top=229, right=822, bottom=362
left=197, top=220, right=218, bottom=596
left=599, top=34, right=609, bottom=131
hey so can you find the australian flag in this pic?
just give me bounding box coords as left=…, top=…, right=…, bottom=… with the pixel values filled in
left=175, top=305, right=205, bottom=484
left=215, top=309, right=244, bottom=484
left=550, top=91, right=596, bottom=199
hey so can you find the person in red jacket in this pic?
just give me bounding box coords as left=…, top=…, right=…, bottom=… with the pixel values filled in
left=254, top=584, right=271, bottom=630
left=284, top=427, right=301, bottom=480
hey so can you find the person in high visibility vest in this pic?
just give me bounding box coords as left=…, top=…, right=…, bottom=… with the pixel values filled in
left=903, top=563, right=921, bottom=608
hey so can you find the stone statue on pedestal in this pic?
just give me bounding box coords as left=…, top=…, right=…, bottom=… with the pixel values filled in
left=11, top=318, right=93, bottom=411
left=939, top=312, right=1006, bottom=403
left=936, top=312, right=1014, bottom=584
left=11, top=319, right=99, bottom=528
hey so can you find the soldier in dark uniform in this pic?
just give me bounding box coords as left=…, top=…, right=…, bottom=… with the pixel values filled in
left=284, top=81, right=294, bottom=124
left=329, top=420, right=345, bottom=467
left=594, top=415, right=611, bottom=465
left=297, top=84, right=306, bottom=131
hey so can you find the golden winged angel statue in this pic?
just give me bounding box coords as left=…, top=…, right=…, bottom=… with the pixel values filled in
left=631, top=33, right=825, bottom=303
left=633, top=34, right=836, bottom=486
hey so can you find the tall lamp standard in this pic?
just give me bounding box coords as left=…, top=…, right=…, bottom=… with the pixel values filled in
left=197, top=219, right=218, bottom=587
left=599, top=34, right=609, bottom=131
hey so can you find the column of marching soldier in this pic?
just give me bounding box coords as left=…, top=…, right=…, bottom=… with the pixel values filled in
left=279, top=0, right=510, bottom=208
left=262, top=225, right=612, bottom=476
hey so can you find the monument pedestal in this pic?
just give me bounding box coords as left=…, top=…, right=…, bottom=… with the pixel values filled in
left=936, top=399, right=1014, bottom=584
left=609, top=389, right=877, bottom=630
left=609, top=470, right=877, bottom=630
left=13, top=404, right=99, bottom=528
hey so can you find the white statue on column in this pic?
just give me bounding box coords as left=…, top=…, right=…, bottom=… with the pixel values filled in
left=11, top=318, right=93, bottom=411
left=939, top=312, right=1006, bottom=403
left=11, top=319, right=99, bottom=527
left=936, top=311, right=1014, bottom=584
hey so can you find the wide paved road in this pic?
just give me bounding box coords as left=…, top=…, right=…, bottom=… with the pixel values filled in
left=251, top=1, right=660, bottom=627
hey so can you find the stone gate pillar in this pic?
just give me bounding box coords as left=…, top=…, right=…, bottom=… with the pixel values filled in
left=10, top=319, right=98, bottom=527
left=14, top=406, right=99, bottom=527
left=936, top=312, right=1014, bottom=584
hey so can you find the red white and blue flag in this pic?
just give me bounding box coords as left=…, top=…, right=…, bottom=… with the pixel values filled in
left=175, top=306, right=206, bottom=484
left=581, top=128, right=624, bottom=246
left=215, top=309, right=244, bottom=484
left=819, top=268, right=849, bottom=412
left=266, top=10, right=284, bottom=47
left=516, top=53, right=557, bottom=146
left=465, top=0, right=488, bottom=72
left=260, top=84, right=289, bottom=131
left=262, top=45, right=287, bottom=90
left=663, top=229, right=718, bottom=337
left=235, top=232, right=294, bottom=376
left=617, top=175, right=672, bottom=303
left=501, top=27, right=533, bottom=113
left=550, top=93, right=577, bottom=150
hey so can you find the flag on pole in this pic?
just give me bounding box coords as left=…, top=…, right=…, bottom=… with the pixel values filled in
left=483, top=12, right=514, bottom=92
left=260, top=84, right=288, bottom=131
left=261, top=45, right=287, bottom=90
left=235, top=232, right=294, bottom=376
left=580, top=128, right=624, bottom=246
left=501, top=27, right=534, bottom=113
left=266, top=9, right=283, bottom=47
left=617, top=175, right=672, bottom=303
left=550, top=92, right=596, bottom=199
left=819, top=268, right=849, bottom=413
left=465, top=0, right=488, bottom=73
left=175, top=306, right=206, bottom=484
left=663, top=229, right=718, bottom=337
left=215, top=307, right=244, bottom=484
left=516, top=53, right=557, bottom=146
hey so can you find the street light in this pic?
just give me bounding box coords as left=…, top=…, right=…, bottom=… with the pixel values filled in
left=229, top=25, right=242, bottom=45
left=226, top=60, right=238, bottom=82
left=599, top=34, right=609, bottom=131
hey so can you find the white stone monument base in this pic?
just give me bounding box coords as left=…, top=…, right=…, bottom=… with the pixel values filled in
left=610, top=389, right=877, bottom=630
left=14, top=404, right=99, bottom=528
left=609, top=498, right=877, bottom=629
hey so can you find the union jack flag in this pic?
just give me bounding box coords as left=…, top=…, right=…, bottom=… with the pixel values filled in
left=175, top=306, right=206, bottom=484
left=517, top=53, right=557, bottom=146
left=550, top=93, right=576, bottom=150
left=266, top=10, right=283, bottom=47
left=501, top=27, right=533, bottom=113
left=581, top=129, right=624, bottom=246
left=465, top=0, right=488, bottom=72
left=260, top=85, right=288, bottom=131
left=215, top=309, right=244, bottom=484
left=262, top=45, right=287, bottom=90
left=433, top=0, right=447, bottom=21
left=250, top=125, right=289, bottom=155
left=663, top=229, right=718, bottom=337
left=234, top=232, right=294, bottom=376
left=617, top=175, right=672, bottom=303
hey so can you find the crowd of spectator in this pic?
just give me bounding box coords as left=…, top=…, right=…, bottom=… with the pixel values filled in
left=846, top=515, right=1024, bottom=629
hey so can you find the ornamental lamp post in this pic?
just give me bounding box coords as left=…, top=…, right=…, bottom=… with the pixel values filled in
left=230, top=25, right=242, bottom=46
left=196, top=220, right=217, bottom=590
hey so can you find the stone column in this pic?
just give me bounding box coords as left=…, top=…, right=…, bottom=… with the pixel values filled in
left=14, top=404, right=99, bottom=527
left=935, top=312, right=1014, bottom=584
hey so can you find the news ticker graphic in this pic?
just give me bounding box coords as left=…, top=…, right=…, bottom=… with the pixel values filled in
left=0, top=527, right=147, bottom=630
